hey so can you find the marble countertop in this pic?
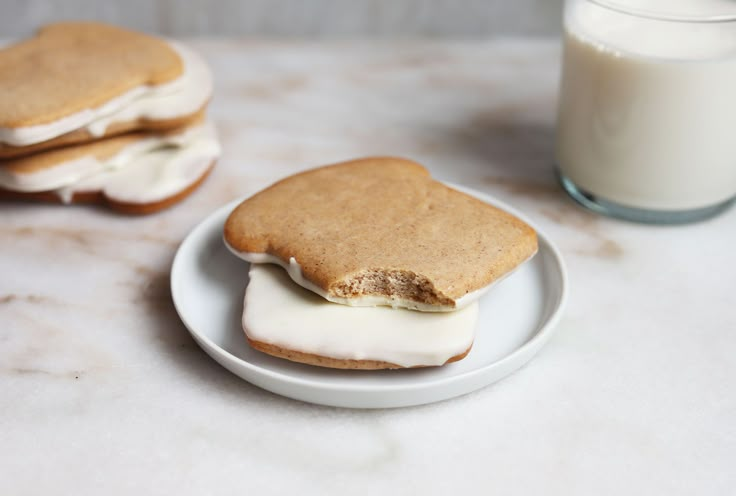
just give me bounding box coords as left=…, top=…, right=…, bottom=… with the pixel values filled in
left=2, top=40, right=734, bottom=495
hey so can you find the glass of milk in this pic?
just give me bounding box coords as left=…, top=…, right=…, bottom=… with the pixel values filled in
left=556, top=0, right=736, bottom=223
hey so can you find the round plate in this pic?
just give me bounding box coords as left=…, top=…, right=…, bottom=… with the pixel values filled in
left=171, top=186, right=568, bottom=408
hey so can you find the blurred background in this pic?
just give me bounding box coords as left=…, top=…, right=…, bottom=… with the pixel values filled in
left=2, top=0, right=564, bottom=38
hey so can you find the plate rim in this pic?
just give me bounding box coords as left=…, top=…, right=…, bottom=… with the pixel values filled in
left=171, top=184, right=568, bottom=395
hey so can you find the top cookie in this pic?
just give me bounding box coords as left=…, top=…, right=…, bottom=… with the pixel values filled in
left=224, top=157, right=538, bottom=311
left=0, top=22, right=183, bottom=128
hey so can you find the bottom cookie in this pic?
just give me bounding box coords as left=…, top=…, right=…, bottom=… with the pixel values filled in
left=242, top=264, right=479, bottom=370
left=248, top=339, right=472, bottom=370
left=0, top=161, right=215, bottom=214
left=0, top=121, right=220, bottom=214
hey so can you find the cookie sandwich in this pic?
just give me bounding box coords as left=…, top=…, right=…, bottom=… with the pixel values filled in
left=0, top=22, right=212, bottom=157
left=224, top=157, right=538, bottom=369
left=0, top=22, right=219, bottom=213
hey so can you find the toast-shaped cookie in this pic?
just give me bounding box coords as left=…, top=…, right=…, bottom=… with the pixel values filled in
left=0, top=25, right=213, bottom=158
left=0, top=22, right=183, bottom=129
left=225, top=157, right=538, bottom=311
left=243, top=264, right=477, bottom=369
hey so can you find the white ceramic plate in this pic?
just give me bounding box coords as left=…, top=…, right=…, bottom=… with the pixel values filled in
left=171, top=186, right=568, bottom=408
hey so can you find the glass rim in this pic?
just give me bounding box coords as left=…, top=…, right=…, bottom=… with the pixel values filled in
left=587, top=0, right=736, bottom=23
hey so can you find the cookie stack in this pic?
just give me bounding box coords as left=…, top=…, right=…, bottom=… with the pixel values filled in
left=0, top=22, right=220, bottom=214
left=224, top=157, right=539, bottom=369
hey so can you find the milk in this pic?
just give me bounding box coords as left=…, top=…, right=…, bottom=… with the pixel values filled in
left=556, top=0, right=736, bottom=211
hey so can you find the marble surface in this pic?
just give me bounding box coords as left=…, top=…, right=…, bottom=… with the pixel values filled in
left=2, top=40, right=735, bottom=495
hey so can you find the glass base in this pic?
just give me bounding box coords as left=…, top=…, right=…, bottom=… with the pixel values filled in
left=557, top=171, right=736, bottom=225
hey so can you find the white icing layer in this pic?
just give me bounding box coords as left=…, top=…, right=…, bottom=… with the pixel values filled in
left=0, top=122, right=217, bottom=193
left=0, top=154, right=104, bottom=193
left=243, top=264, right=478, bottom=368
left=0, top=42, right=212, bottom=147
left=55, top=122, right=220, bottom=204
left=224, top=244, right=531, bottom=312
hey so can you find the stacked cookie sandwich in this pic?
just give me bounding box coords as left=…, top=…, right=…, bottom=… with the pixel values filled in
left=0, top=22, right=220, bottom=213
left=224, top=157, right=538, bottom=369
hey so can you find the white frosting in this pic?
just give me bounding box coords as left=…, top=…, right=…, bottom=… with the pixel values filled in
left=55, top=122, right=220, bottom=204
left=243, top=264, right=478, bottom=368
left=0, top=154, right=104, bottom=193
left=0, top=42, right=212, bottom=147
left=0, top=122, right=217, bottom=194
left=224, top=244, right=532, bottom=312
left=0, top=124, right=205, bottom=192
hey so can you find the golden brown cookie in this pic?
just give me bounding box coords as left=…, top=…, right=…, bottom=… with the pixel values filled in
left=0, top=22, right=183, bottom=128
left=225, top=157, right=538, bottom=311
left=0, top=160, right=216, bottom=215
